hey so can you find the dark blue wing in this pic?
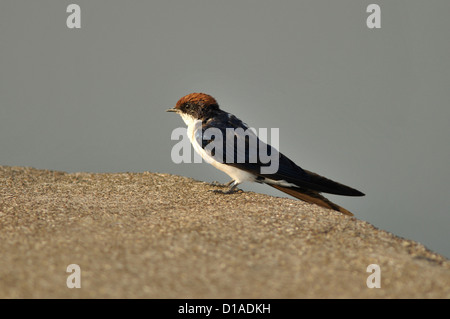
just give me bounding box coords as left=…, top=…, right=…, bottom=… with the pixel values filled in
left=201, top=111, right=364, bottom=196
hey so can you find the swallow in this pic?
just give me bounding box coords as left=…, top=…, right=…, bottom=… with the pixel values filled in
left=167, top=93, right=364, bottom=215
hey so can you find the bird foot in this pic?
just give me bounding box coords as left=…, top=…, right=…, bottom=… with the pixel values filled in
left=210, top=181, right=228, bottom=188
left=210, top=188, right=242, bottom=195
left=210, top=180, right=235, bottom=188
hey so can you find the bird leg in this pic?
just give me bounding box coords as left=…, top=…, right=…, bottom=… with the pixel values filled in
left=210, top=180, right=235, bottom=188
left=212, top=180, right=241, bottom=194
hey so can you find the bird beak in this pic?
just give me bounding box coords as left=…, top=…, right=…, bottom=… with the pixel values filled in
left=166, top=108, right=178, bottom=113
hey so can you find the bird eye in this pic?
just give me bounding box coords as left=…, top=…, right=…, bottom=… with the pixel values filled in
left=185, top=103, right=190, bottom=109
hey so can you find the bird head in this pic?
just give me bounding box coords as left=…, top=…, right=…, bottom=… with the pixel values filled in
left=167, top=93, right=220, bottom=120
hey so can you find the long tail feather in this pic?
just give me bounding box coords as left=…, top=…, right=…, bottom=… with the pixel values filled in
left=268, top=184, right=354, bottom=216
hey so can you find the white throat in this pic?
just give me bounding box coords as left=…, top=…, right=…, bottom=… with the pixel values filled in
left=177, top=113, right=256, bottom=184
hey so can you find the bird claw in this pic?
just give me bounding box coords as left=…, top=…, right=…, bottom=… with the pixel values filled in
left=210, top=180, right=235, bottom=188
left=211, top=188, right=242, bottom=195
left=210, top=181, right=227, bottom=187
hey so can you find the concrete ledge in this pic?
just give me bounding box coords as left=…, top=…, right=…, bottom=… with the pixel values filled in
left=0, top=166, right=449, bottom=298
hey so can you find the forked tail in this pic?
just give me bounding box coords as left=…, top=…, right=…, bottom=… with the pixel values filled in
left=268, top=184, right=354, bottom=216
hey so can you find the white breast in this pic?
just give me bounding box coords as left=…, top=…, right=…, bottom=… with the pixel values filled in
left=181, top=114, right=257, bottom=184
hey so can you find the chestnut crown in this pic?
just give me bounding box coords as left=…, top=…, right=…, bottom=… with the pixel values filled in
left=167, top=93, right=220, bottom=119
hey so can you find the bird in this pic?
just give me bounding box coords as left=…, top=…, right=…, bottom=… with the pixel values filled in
left=167, top=93, right=364, bottom=216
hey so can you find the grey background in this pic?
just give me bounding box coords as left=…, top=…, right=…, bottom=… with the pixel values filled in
left=1, top=1, right=449, bottom=258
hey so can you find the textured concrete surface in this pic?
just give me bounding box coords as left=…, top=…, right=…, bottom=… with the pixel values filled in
left=0, top=166, right=449, bottom=298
